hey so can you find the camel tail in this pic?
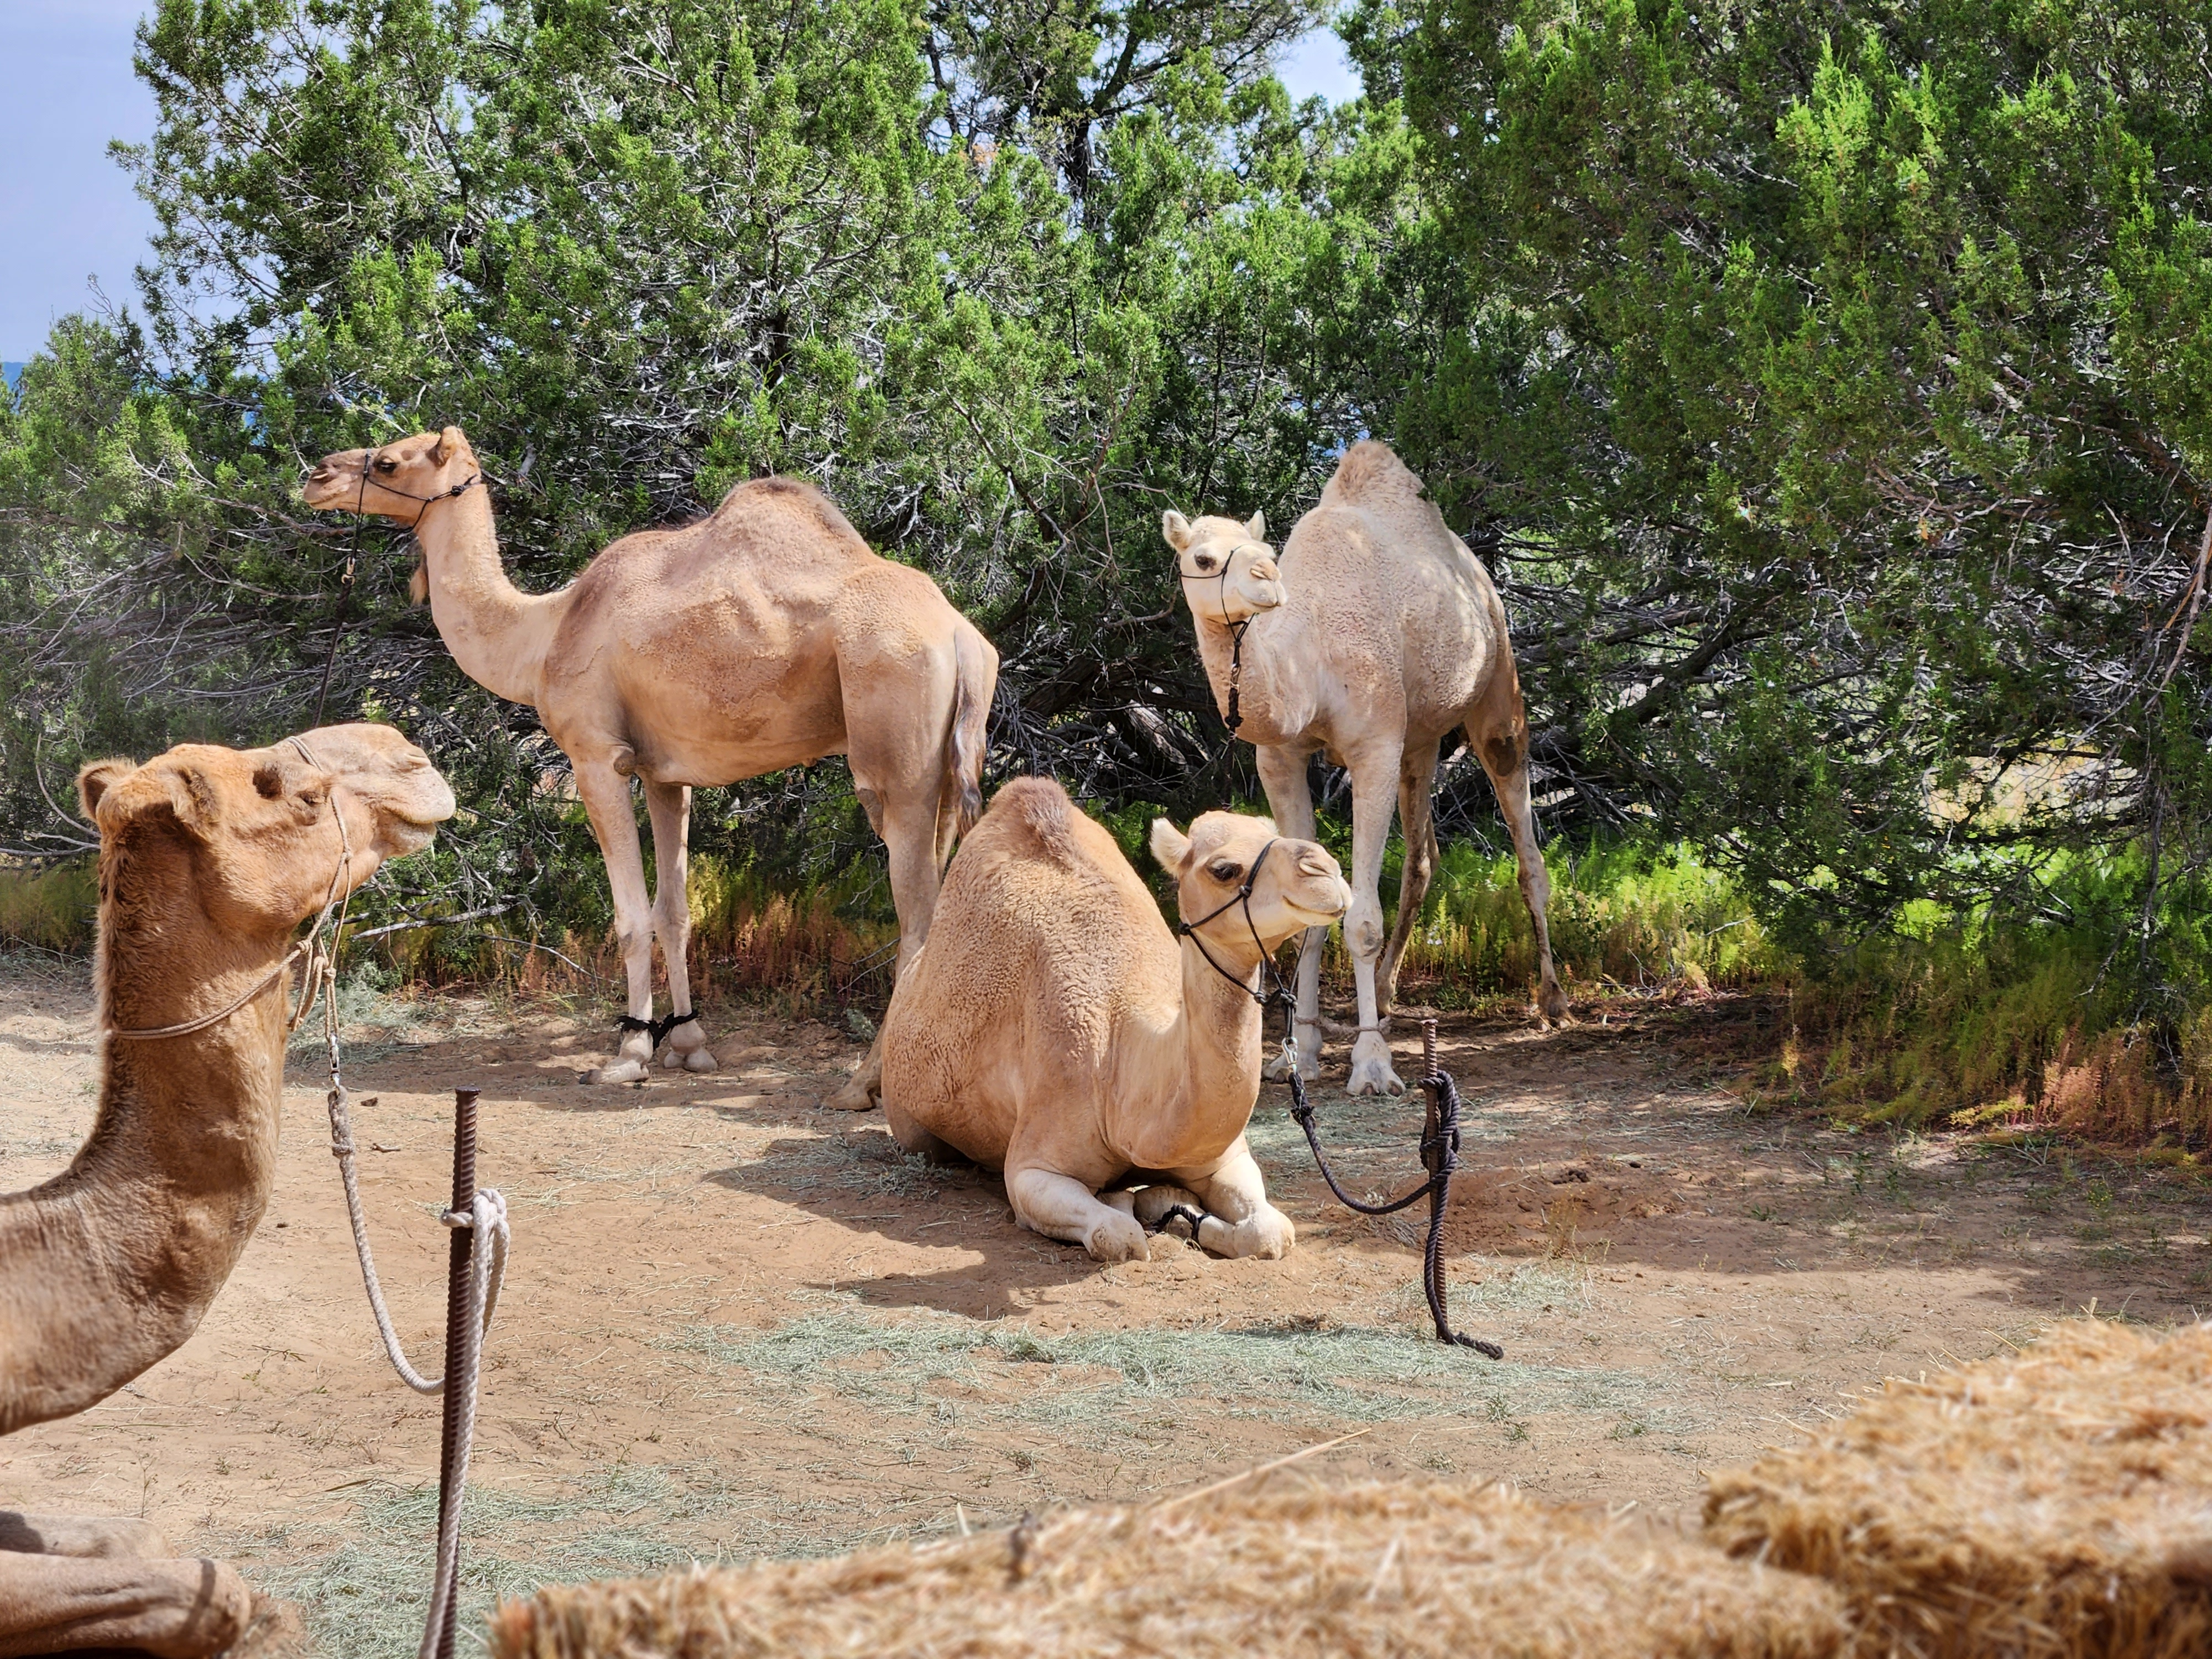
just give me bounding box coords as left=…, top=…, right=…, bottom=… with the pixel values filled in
left=945, top=619, right=997, bottom=843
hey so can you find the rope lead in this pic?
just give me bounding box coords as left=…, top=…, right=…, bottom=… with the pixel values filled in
left=1284, top=1015, right=1503, bottom=1359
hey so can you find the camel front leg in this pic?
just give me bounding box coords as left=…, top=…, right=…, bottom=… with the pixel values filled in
left=643, top=781, right=716, bottom=1072
left=0, top=1552, right=252, bottom=1659
left=1467, top=676, right=1566, bottom=1022
left=827, top=787, right=943, bottom=1111
left=1254, top=743, right=1324, bottom=1082
left=1169, top=1139, right=1296, bottom=1259
left=573, top=762, right=658, bottom=1084
left=1006, top=1165, right=1148, bottom=1262
left=1342, top=742, right=1407, bottom=1096
left=1379, top=739, right=1442, bottom=1008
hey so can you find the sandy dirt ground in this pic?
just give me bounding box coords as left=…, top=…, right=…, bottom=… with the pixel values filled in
left=4, top=954, right=2206, bottom=1656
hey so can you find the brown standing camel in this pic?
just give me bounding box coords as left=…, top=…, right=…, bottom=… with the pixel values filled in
left=1166, top=440, right=1566, bottom=1097
left=880, top=780, right=1348, bottom=1260
left=304, top=428, right=997, bottom=1100
left=1, top=724, right=454, bottom=1656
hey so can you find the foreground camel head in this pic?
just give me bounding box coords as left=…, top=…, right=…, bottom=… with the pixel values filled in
left=302, top=426, right=479, bottom=524
left=1150, top=810, right=1349, bottom=955
left=78, top=723, right=457, bottom=941
left=1162, top=508, right=1284, bottom=623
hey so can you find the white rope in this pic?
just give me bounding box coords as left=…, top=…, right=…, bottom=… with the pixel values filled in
left=324, top=1071, right=507, bottom=1393
left=418, top=1186, right=507, bottom=1659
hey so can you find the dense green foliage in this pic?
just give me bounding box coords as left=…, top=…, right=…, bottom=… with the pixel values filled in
left=2, top=0, right=2208, bottom=1117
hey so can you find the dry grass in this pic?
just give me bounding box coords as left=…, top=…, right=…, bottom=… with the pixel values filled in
left=1705, top=1318, right=2212, bottom=1659
left=491, top=1476, right=1851, bottom=1659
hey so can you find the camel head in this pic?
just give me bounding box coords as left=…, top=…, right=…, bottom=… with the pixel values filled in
left=302, top=426, right=480, bottom=528
left=1150, top=810, right=1349, bottom=956
left=1162, top=509, right=1284, bottom=623
left=77, top=723, right=456, bottom=942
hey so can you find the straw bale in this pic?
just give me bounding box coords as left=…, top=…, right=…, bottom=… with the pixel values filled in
left=1705, top=1319, right=2212, bottom=1659
left=492, top=1479, right=1850, bottom=1659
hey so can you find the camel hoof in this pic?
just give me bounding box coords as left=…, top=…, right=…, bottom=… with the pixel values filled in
left=1086, top=1212, right=1150, bottom=1262
left=1198, top=1209, right=1295, bottom=1259
left=1262, top=1047, right=1321, bottom=1083
left=1345, top=1057, right=1405, bottom=1097
left=822, top=1078, right=878, bottom=1112
left=1536, top=981, right=1570, bottom=1025
left=680, top=1046, right=719, bottom=1073
left=586, top=1057, right=650, bottom=1086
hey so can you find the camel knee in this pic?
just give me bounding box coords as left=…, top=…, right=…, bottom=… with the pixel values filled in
left=1344, top=892, right=1386, bottom=961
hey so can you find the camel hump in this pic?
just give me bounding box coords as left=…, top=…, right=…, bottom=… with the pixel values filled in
left=712, top=474, right=872, bottom=551
left=1319, top=439, right=1425, bottom=508
left=988, top=775, right=1088, bottom=870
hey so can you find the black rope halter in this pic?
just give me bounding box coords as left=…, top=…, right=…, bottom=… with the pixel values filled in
left=1177, top=539, right=1271, bottom=733
left=1176, top=839, right=1503, bottom=1358
left=311, top=445, right=486, bottom=727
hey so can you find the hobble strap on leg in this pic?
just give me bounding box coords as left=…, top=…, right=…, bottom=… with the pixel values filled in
left=617, top=1008, right=695, bottom=1049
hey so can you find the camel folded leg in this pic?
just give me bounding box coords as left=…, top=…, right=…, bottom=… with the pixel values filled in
left=0, top=1552, right=252, bottom=1659
left=1006, top=1166, right=1147, bottom=1262
left=1169, top=1141, right=1296, bottom=1260
left=0, top=1513, right=169, bottom=1558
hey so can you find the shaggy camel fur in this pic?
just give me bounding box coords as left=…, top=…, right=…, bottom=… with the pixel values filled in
left=879, top=779, right=1348, bottom=1261
left=0, top=724, right=453, bottom=1657
left=304, top=429, right=996, bottom=1100
left=1167, top=440, right=1565, bottom=1097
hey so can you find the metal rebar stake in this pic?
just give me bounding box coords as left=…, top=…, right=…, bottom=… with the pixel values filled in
left=432, top=1087, right=479, bottom=1659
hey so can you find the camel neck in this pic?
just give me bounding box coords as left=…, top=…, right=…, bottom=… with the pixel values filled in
left=1192, top=608, right=1311, bottom=744
left=415, top=483, right=564, bottom=706
left=1121, top=933, right=1270, bottom=1170
left=0, top=877, right=290, bottom=1434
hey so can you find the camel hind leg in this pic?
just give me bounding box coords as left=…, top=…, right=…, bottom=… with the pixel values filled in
left=1466, top=665, right=1566, bottom=1022
left=1379, top=738, right=1442, bottom=1011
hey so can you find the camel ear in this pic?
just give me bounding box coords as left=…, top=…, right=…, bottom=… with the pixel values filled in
left=409, top=555, right=430, bottom=606
left=1161, top=510, right=1193, bottom=552
left=432, top=425, right=463, bottom=465
left=1149, top=817, right=1191, bottom=874
left=1245, top=510, right=1265, bottom=541
left=77, top=759, right=136, bottom=821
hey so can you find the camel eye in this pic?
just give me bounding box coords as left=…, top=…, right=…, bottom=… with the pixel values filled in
left=1209, top=860, right=1241, bottom=882
left=374, top=457, right=398, bottom=473
left=1193, top=554, right=1218, bottom=572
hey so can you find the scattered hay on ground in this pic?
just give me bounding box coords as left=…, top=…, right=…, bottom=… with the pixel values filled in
left=491, top=1477, right=1851, bottom=1659
left=1705, top=1317, right=2212, bottom=1659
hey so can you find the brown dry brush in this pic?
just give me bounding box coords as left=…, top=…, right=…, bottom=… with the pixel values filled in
left=491, top=1479, right=1853, bottom=1659
left=1707, top=1319, right=2212, bottom=1659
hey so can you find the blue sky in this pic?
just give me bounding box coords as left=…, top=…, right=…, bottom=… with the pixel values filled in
left=0, top=9, right=1364, bottom=362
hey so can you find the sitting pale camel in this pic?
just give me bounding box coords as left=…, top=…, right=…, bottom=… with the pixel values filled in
left=879, top=778, right=1348, bottom=1261
left=1, top=724, right=453, bottom=1656
left=1167, top=439, right=1566, bottom=1097
left=304, top=427, right=995, bottom=1099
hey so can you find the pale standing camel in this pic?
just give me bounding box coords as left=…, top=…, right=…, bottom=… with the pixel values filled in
left=305, top=429, right=997, bottom=1100
left=1, top=724, right=453, bottom=1656
left=1166, top=440, right=1566, bottom=1096
left=880, top=779, right=1349, bottom=1260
